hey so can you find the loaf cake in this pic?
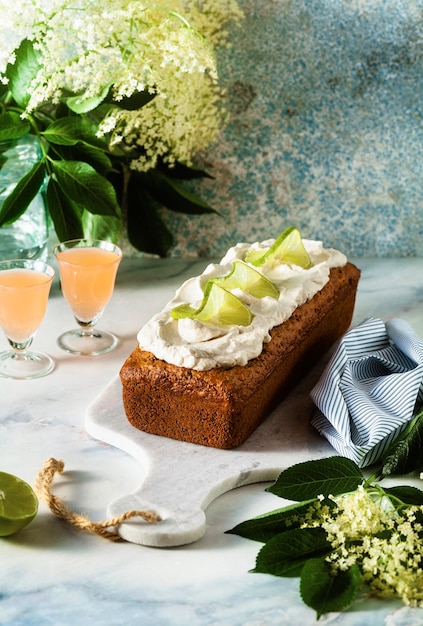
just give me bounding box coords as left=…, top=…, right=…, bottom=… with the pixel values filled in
left=120, top=231, right=360, bottom=449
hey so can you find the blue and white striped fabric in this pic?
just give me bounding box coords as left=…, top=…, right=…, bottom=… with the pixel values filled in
left=311, top=318, right=423, bottom=467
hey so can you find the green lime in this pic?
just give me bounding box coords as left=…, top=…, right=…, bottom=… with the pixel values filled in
left=0, top=471, right=38, bottom=537
left=245, top=226, right=312, bottom=269
left=214, top=261, right=279, bottom=299
left=172, top=281, right=253, bottom=326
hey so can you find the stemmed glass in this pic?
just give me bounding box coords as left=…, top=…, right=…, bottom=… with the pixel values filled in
left=0, top=259, right=55, bottom=379
left=53, top=239, right=122, bottom=356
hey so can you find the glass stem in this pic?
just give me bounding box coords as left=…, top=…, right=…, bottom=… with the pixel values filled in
left=75, top=312, right=103, bottom=328
left=8, top=337, right=33, bottom=353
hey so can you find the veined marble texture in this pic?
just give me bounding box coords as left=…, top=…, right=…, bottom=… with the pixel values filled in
left=158, top=0, right=423, bottom=259
left=1, top=257, right=423, bottom=625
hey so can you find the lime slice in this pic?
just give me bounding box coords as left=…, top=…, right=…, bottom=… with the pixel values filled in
left=214, top=261, right=279, bottom=299
left=0, top=471, right=38, bottom=537
left=172, top=281, right=253, bottom=326
left=245, top=226, right=312, bottom=269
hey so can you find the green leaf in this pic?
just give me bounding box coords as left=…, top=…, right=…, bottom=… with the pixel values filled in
left=65, top=85, right=155, bottom=113
left=0, top=82, right=8, bottom=100
left=0, top=113, right=30, bottom=143
left=300, top=557, right=361, bottom=619
left=227, top=500, right=318, bottom=543
left=63, top=83, right=111, bottom=114
left=107, top=89, right=156, bottom=111
left=53, top=144, right=112, bottom=176
left=252, top=528, right=332, bottom=578
left=0, top=160, right=45, bottom=226
left=267, top=457, right=364, bottom=501
left=46, top=178, right=84, bottom=242
left=6, top=39, right=41, bottom=108
left=383, top=485, right=423, bottom=506
left=80, top=210, right=121, bottom=243
left=42, top=121, right=80, bottom=146
left=126, top=172, right=173, bottom=256
left=143, top=169, right=217, bottom=215
left=51, top=160, right=121, bottom=217
left=122, top=168, right=219, bottom=254
left=380, top=407, right=423, bottom=477
left=42, top=117, right=108, bottom=150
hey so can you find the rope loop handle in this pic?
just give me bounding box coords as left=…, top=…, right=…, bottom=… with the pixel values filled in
left=34, top=458, right=160, bottom=542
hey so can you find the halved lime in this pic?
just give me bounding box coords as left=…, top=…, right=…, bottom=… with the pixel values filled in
left=0, top=471, right=38, bottom=537
left=214, top=261, right=279, bottom=299
left=172, top=281, right=253, bottom=326
left=245, top=226, right=312, bottom=269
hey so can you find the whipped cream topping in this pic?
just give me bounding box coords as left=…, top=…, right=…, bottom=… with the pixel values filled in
left=137, top=238, right=347, bottom=371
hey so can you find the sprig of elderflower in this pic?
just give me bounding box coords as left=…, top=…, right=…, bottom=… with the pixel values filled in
left=228, top=456, right=423, bottom=617
left=301, top=486, right=423, bottom=607
left=0, top=0, right=243, bottom=255
left=0, top=0, right=242, bottom=170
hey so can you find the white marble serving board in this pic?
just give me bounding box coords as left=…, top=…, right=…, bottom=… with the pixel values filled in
left=85, top=370, right=334, bottom=547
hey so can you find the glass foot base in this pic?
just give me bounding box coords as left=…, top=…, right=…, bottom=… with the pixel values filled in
left=0, top=350, right=54, bottom=380
left=57, top=328, right=119, bottom=356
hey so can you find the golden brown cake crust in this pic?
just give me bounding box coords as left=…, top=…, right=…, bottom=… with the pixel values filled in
left=120, top=262, right=360, bottom=448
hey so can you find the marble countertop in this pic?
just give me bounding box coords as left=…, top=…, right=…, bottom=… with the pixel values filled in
left=1, top=256, right=423, bottom=626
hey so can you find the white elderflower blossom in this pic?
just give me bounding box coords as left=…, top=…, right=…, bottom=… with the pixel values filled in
left=324, top=486, right=395, bottom=545
left=0, top=0, right=242, bottom=169
left=180, top=0, right=244, bottom=48
left=302, top=485, right=423, bottom=607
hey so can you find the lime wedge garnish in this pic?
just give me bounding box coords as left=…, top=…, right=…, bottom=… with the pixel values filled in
left=172, top=281, right=253, bottom=326
left=214, top=261, right=279, bottom=299
left=0, top=471, right=38, bottom=537
left=245, top=226, right=312, bottom=269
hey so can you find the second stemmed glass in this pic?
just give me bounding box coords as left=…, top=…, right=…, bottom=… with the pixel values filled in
left=53, top=239, right=122, bottom=356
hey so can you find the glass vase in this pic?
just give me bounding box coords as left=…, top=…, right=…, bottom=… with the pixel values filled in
left=0, top=135, right=49, bottom=261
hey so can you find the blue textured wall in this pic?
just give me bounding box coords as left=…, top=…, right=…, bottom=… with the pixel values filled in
left=161, top=0, right=423, bottom=257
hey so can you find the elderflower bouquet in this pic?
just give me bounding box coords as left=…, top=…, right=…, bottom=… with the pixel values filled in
left=229, top=448, right=423, bottom=618
left=0, top=0, right=242, bottom=255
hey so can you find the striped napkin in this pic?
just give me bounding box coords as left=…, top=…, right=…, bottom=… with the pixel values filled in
left=311, top=317, right=423, bottom=467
